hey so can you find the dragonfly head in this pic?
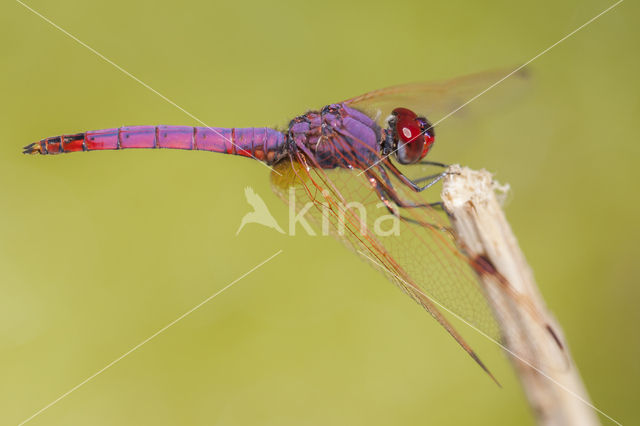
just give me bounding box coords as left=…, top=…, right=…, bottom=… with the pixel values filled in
left=386, top=107, right=435, bottom=165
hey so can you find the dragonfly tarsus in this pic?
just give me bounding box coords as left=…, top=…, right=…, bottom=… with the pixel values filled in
left=382, top=158, right=448, bottom=192
left=413, top=172, right=449, bottom=185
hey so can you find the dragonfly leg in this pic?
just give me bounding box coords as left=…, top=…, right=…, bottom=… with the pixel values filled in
left=382, top=158, right=455, bottom=192
left=365, top=168, right=451, bottom=228
left=367, top=172, right=403, bottom=216
left=367, top=178, right=426, bottom=226
left=375, top=165, right=448, bottom=212
left=414, top=161, right=459, bottom=185
left=413, top=173, right=449, bottom=185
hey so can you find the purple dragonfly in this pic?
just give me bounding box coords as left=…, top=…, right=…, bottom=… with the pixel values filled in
left=24, top=69, right=533, bottom=384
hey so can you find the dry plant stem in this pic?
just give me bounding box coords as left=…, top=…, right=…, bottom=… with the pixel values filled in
left=441, top=165, right=599, bottom=426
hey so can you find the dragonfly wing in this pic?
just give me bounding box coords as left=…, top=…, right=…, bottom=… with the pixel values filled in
left=270, top=154, right=501, bottom=383
left=343, top=67, right=530, bottom=128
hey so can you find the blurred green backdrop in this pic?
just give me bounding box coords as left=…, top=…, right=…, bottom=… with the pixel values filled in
left=1, top=0, right=638, bottom=425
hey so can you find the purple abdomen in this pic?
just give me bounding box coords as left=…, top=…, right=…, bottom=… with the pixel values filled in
left=24, top=126, right=287, bottom=164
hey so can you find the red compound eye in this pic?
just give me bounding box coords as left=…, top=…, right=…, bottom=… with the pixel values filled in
left=392, top=107, right=434, bottom=164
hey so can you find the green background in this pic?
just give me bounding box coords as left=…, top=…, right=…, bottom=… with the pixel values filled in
left=1, top=0, right=637, bottom=424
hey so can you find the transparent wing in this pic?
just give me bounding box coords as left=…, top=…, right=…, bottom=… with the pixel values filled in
left=343, top=67, right=530, bottom=127
left=270, top=151, right=569, bottom=377
left=271, top=154, right=502, bottom=383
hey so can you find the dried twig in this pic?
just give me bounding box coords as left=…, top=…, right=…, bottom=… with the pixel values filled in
left=441, top=165, right=600, bottom=426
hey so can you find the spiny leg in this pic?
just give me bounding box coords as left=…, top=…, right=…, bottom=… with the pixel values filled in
left=382, top=158, right=453, bottom=192
left=375, top=164, right=448, bottom=213
left=413, top=173, right=449, bottom=185
left=364, top=168, right=450, bottom=229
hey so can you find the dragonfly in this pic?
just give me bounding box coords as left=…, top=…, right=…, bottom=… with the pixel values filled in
left=24, top=69, right=535, bottom=385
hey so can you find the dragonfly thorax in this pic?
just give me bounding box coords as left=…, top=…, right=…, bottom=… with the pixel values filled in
left=286, top=103, right=383, bottom=169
